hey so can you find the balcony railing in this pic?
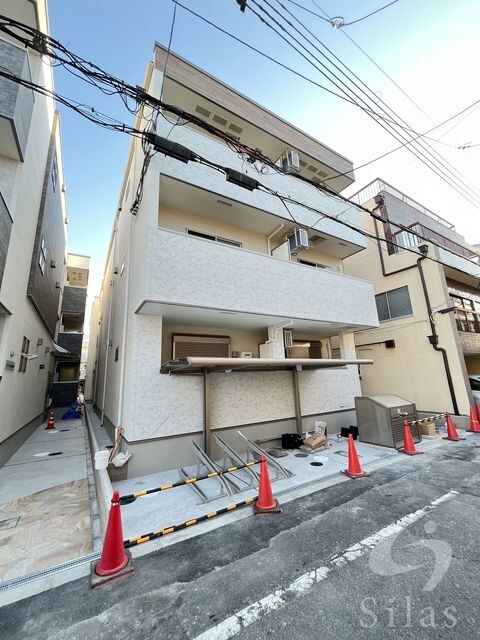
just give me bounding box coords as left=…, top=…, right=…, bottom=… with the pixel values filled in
left=455, top=309, right=480, bottom=334
left=350, top=178, right=455, bottom=230
left=392, top=223, right=478, bottom=260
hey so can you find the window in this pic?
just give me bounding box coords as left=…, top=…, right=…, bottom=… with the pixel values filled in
left=375, top=286, right=413, bottom=321
left=298, top=259, right=333, bottom=270
left=39, top=237, right=47, bottom=274
left=51, top=153, right=58, bottom=192
left=187, top=229, right=241, bottom=248
left=19, top=336, right=30, bottom=373
left=172, top=334, right=231, bottom=358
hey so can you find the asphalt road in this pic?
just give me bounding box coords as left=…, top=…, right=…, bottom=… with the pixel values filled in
left=1, top=439, right=480, bottom=639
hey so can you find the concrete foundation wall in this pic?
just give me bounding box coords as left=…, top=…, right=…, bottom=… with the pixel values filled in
left=118, top=408, right=357, bottom=478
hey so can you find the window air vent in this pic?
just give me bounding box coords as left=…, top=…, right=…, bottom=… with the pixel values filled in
left=195, top=105, right=211, bottom=118
left=317, top=170, right=328, bottom=178
left=299, top=160, right=308, bottom=168
left=307, top=165, right=317, bottom=173
left=228, top=123, right=243, bottom=135
left=212, top=114, right=228, bottom=126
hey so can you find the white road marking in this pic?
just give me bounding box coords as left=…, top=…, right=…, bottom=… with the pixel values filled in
left=193, top=490, right=459, bottom=640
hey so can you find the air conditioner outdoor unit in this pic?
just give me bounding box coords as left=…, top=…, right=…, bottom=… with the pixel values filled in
left=288, top=228, right=309, bottom=254
left=282, top=150, right=301, bottom=174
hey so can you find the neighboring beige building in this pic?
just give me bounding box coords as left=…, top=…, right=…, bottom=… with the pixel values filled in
left=0, top=1, right=70, bottom=465
left=50, top=253, right=90, bottom=407
left=344, top=179, right=480, bottom=416
left=89, top=45, right=379, bottom=476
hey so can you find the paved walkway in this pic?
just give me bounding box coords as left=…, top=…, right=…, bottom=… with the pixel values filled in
left=0, top=417, right=92, bottom=581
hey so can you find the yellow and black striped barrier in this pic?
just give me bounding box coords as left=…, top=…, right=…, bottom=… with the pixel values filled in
left=119, top=461, right=259, bottom=505
left=124, top=497, right=255, bottom=548
left=409, top=413, right=444, bottom=426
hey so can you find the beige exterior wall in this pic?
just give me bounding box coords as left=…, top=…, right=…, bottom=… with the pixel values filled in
left=344, top=209, right=474, bottom=414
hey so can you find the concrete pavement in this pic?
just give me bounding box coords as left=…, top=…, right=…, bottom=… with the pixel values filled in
left=1, top=439, right=480, bottom=639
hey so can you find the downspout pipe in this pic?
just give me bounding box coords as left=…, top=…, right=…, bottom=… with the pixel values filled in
left=373, top=196, right=459, bottom=414
left=416, top=252, right=459, bottom=415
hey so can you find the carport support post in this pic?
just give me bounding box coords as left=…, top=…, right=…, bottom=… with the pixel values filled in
left=292, top=365, right=303, bottom=436
left=203, top=369, right=211, bottom=456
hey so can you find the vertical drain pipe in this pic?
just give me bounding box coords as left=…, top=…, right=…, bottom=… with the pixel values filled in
left=416, top=249, right=459, bottom=415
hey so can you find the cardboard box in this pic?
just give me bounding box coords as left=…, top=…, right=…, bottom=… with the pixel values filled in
left=419, top=421, right=437, bottom=436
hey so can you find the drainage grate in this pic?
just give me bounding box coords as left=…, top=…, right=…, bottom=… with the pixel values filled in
left=48, top=452, right=63, bottom=456
left=0, top=516, right=21, bottom=531
left=310, top=461, right=323, bottom=467
left=0, top=552, right=100, bottom=592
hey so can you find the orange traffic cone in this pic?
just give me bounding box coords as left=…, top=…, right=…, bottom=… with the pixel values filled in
left=400, top=420, right=424, bottom=455
left=468, top=406, right=480, bottom=433
left=91, top=491, right=134, bottom=587
left=341, top=434, right=368, bottom=478
left=253, top=454, right=282, bottom=514
left=443, top=413, right=465, bottom=442
left=45, top=411, right=55, bottom=430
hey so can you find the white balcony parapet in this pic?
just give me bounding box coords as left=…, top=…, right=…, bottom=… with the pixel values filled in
left=153, top=118, right=366, bottom=250
left=143, top=228, right=378, bottom=329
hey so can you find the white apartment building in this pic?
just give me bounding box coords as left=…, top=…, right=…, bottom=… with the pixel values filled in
left=89, top=45, right=379, bottom=475
left=0, top=1, right=69, bottom=465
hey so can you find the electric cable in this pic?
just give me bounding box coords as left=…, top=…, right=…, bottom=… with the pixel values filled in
left=260, top=0, right=480, bottom=207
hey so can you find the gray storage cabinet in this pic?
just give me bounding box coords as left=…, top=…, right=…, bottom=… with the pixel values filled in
left=355, top=395, right=420, bottom=449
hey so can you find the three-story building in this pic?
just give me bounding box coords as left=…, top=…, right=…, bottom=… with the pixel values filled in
left=90, top=45, right=379, bottom=475
left=345, top=178, right=480, bottom=416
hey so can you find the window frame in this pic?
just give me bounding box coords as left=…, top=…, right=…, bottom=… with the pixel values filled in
left=375, top=286, right=413, bottom=322
left=39, top=236, right=47, bottom=274
left=187, top=228, right=242, bottom=248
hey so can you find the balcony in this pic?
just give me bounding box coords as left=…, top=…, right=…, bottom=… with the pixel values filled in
left=142, top=228, right=378, bottom=330
left=152, top=117, right=366, bottom=254
left=455, top=309, right=480, bottom=354
left=0, top=38, right=34, bottom=160
left=62, top=285, right=87, bottom=316
left=55, top=332, right=83, bottom=357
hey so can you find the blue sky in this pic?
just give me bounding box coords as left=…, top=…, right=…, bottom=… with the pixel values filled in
left=47, top=0, right=480, bottom=298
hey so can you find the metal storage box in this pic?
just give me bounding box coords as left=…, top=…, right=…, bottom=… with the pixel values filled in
left=355, top=395, right=420, bottom=449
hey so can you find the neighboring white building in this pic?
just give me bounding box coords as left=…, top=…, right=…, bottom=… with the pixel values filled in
left=89, top=45, right=378, bottom=475
left=0, top=1, right=69, bottom=465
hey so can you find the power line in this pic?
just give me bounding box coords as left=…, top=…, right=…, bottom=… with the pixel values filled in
left=268, top=0, right=480, bottom=205
left=341, top=0, right=401, bottom=27
left=246, top=0, right=480, bottom=208
left=282, top=0, right=401, bottom=28
left=169, top=0, right=433, bottom=136
left=305, top=0, right=433, bottom=122
left=323, top=98, right=480, bottom=182
left=306, top=0, right=480, bottom=185
left=1, top=12, right=478, bottom=273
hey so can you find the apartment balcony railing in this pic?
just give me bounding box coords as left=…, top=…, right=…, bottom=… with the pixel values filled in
left=392, top=223, right=477, bottom=260
left=350, top=178, right=455, bottom=230
left=455, top=309, right=480, bottom=334
left=55, top=332, right=83, bottom=357
left=62, top=285, right=87, bottom=316
left=144, top=228, right=378, bottom=329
